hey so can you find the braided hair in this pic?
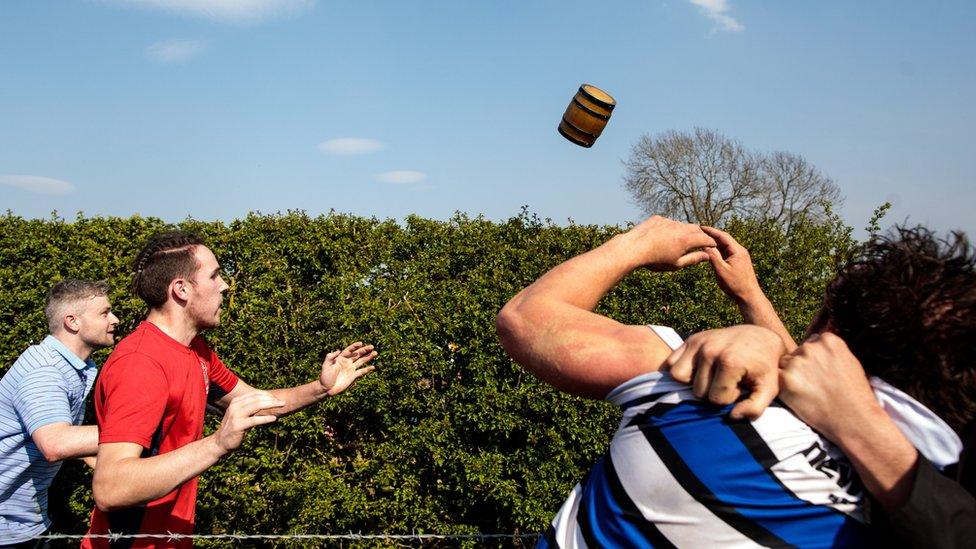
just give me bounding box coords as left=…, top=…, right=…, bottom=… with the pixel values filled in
left=132, top=231, right=206, bottom=308
left=825, top=226, right=976, bottom=434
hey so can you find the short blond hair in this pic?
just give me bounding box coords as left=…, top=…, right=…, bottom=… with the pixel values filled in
left=44, top=279, right=110, bottom=333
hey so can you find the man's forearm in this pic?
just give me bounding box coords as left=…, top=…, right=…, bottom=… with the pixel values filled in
left=828, top=404, right=919, bottom=511
left=828, top=405, right=976, bottom=547
left=508, top=233, right=638, bottom=312
left=32, top=423, right=99, bottom=462
left=268, top=381, right=328, bottom=416
left=735, top=291, right=797, bottom=351
left=93, top=436, right=227, bottom=511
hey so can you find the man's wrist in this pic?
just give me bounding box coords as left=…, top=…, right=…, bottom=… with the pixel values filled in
left=732, top=285, right=767, bottom=310
left=821, top=400, right=890, bottom=448
left=205, top=433, right=233, bottom=459
left=315, top=378, right=335, bottom=398
left=608, top=231, right=655, bottom=272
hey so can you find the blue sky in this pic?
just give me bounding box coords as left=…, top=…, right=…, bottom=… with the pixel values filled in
left=2, top=1, right=974, bottom=238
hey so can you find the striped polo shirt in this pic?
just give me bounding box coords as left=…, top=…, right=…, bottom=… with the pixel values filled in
left=0, top=335, right=97, bottom=544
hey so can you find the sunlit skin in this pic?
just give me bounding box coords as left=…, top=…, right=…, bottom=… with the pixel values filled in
left=185, top=246, right=229, bottom=331
left=92, top=240, right=377, bottom=513
left=64, top=294, right=119, bottom=360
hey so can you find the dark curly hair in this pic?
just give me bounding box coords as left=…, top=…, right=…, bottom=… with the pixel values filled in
left=825, top=226, right=976, bottom=433
left=131, top=231, right=206, bottom=308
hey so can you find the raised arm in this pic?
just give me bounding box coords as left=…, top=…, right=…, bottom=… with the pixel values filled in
left=700, top=225, right=796, bottom=351
left=496, top=216, right=715, bottom=398
left=213, top=342, right=377, bottom=415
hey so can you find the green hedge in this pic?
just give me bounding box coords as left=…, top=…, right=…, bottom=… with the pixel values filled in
left=0, top=210, right=855, bottom=546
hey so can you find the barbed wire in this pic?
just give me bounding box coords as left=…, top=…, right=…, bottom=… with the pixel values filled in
left=38, top=532, right=541, bottom=542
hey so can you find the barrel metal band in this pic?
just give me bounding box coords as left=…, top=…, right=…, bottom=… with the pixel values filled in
left=578, top=86, right=616, bottom=111
left=571, top=97, right=612, bottom=120
left=558, top=124, right=594, bottom=147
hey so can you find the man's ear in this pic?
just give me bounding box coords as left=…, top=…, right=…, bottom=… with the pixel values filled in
left=62, top=313, right=80, bottom=334
left=171, top=278, right=190, bottom=302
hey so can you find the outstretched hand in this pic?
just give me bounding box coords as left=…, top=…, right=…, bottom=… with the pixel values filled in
left=622, top=216, right=716, bottom=271
left=319, top=342, right=377, bottom=396
left=700, top=225, right=761, bottom=302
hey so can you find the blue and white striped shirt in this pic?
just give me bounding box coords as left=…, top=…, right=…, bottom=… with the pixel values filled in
left=540, top=326, right=876, bottom=548
left=0, top=335, right=97, bottom=544
left=539, top=326, right=960, bottom=548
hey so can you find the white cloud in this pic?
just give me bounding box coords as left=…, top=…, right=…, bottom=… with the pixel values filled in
left=147, top=39, right=208, bottom=62
left=101, top=0, right=315, bottom=26
left=375, top=171, right=427, bottom=185
left=318, top=138, right=385, bottom=156
left=687, top=0, right=744, bottom=32
left=0, top=175, right=76, bottom=195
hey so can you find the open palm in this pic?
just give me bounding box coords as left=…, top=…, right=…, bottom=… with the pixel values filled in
left=320, top=342, right=377, bottom=396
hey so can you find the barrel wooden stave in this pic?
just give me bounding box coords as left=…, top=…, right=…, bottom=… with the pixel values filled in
left=558, top=84, right=616, bottom=147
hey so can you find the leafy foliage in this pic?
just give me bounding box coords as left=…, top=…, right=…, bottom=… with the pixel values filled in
left=0, top=209, right=856, bottom=546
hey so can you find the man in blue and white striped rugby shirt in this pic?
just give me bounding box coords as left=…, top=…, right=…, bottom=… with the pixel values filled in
left=496, top=216, right=971, bottom=548
left=0, top=280, right=118, bottom=547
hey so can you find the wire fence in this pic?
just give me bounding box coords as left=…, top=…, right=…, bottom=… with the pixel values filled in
left=37, top=532, right=542, bottom=543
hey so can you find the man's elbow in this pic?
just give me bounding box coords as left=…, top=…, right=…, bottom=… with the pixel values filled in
left=496, top=300, right=527, bottom=351
left=92, top=478, right=127, bottom=512
left=35, top=441, right=68, bottom=463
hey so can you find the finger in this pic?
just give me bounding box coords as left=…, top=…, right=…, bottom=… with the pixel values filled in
left=691, top=352, right=716, bottom=399
left=685, top=231, right=718, bottom=250
left=353, top=365, right=376, bottom=379
left=341, top=342, right=365, bottom=355
left=353, top=351, right=378, bottom=368
left=350, top=344, right=375, bottom=358
left=664, top=344, right=693, bottom=382
left=663, top=342, right=687, bottom=368
left=705, top=246, right=729, bottom=270
left=234, top=395, right=285, bottom=415
left=707, top=366, right=743, bottom=406
left=700, top=226, right=740, bottom=254
left=229, top=390, right=276, bottom=405
left=675, top=250, right=710, bottom=268
left=241, top=415, right=278, bottom=429
left=243, top=399, right=285, bottom=415
left=730, top=378, right=777, bottom=420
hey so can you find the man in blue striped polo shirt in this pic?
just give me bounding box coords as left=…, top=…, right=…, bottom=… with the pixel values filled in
left=0, top=279, right=119, bottom=547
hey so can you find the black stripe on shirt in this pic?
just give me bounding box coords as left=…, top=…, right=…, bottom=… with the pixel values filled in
left=638, top=419, right=794, bottom=548
left=603, top=454, right=677, bottom=548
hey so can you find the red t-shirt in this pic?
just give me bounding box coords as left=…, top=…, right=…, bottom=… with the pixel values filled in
left=83, top=321, right=238, bottom=549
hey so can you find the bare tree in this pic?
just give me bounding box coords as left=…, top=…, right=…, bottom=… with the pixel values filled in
left=623, top=128, right=842, bottom=228
left=752, top=150, right=841, bottom=231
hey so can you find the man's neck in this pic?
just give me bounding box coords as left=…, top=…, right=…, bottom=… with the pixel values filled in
left=146, top=309, right=200, bottom=346
left=53, top=333, right=93, bottom=362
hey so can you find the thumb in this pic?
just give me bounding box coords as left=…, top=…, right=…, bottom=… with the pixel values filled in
left=664, top=344, right=693, bottom=383
left=676, top=250, right=711, bottom=268
left=706, top=246, right=727, bottom=269
left=729, top=381, right=777, bottom=420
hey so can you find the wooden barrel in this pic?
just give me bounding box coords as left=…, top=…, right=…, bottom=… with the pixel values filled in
left=558, top=84, right=616, bottom=148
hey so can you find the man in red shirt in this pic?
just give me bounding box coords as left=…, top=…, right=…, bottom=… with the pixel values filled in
left=83, top=231, right=376, bottom=548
